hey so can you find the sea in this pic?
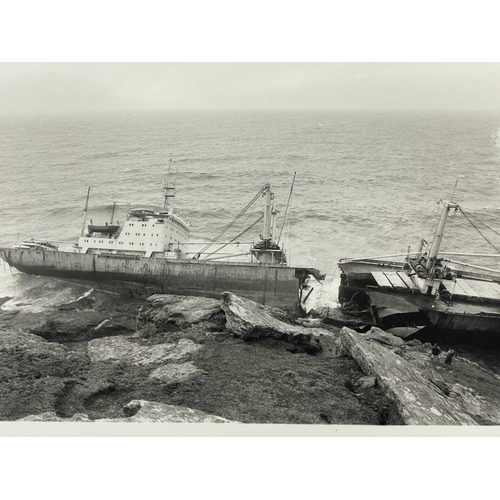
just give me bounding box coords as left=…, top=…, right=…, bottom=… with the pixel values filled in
left=1, top=110, right=500, bottom=310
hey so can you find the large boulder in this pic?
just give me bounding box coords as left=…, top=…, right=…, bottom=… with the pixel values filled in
left=87, top=336, right=202, bottom=366
left=136, top=294, right=224, bottom=335
left=221, top=292, right=314, bottom=343
left=340, top=327, right=477, bottom=425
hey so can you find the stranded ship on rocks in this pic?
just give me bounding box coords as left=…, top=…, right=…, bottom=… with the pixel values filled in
left=338, top=198, right=500, bottom=339
left=0, top=179, right=324, bottom=313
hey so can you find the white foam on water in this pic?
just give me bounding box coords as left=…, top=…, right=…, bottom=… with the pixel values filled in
left=302, top=274, right=340, bottom=314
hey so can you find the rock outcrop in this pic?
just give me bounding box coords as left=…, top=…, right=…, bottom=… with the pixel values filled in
left=339, top=326, right=500, bottom=425
left=87, top=336, right=202, bottom=366
left=222, top=292, right=319, bottom=343
left=2, top=287, right=403, bottom=425
left=2, top=290, right=140, bottom=342
left=136, top=294, right=223, bottom=334
left=19, top=400, right=236, bottom=423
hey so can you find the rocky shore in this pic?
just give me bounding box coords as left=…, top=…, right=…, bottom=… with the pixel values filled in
left=2, top=285, right=500, bottom=426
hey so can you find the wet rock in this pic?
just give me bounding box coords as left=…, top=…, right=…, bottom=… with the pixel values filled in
left=57, top=289, right=97, bottom=311
left=340, top=327, right=477, bottom=425
left=5, top=310, right=118, bottom=342
left=149, top=362, right=204, bottom=384
left=87, top=336, right=202, bottom=366
left=221, top=292, right=314, bottom=343
left=136, top=294, right=223, bottom=334
left=2, top=289, right=141, bottom=342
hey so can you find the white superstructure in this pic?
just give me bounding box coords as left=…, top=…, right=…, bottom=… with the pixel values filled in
left=76, top=180, right=190, bottom=258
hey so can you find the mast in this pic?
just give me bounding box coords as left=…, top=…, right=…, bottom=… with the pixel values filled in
left=249, top=183, right=287, bottom=265
left=262, top=183, right=273, bottom=241
left=277, top=171, right=296, bottom=245
left=163, top=159, right=175, bottom=212
left=110, top=202, right=116, bottom=224
left=271, top=206, right=278, bottom=243
left=427, top=200, right=458, bottom=263
left=80, top=187, right=91, bottom=237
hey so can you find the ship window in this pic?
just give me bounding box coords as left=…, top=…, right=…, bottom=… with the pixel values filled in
left=143, top=233, right=146, bottom=236
left=130, top=243, right=134, bottom=245
left=99, top=240, right=103, bottom=243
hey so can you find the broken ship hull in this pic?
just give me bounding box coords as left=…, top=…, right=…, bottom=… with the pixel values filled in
left=0, top=247, right=319, bottom=313
left=339, top=273, right=500, bottom=335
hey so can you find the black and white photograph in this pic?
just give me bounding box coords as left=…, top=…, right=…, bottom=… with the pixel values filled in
left=2, top=59, right=500, bottom=432
left=1, top=0, right=500, bottom=454
left=4, top=1, right=500, bottom=497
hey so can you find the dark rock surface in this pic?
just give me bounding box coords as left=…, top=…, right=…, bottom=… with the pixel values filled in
left=1, top=288, right=402, bottom=425
left=1, top=291, right=141, bottom=342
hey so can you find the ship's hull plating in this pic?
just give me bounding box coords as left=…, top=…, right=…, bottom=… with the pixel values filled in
left=339, top=282, right=500, bottom=335
left=0, top=248, right=309, bottom=313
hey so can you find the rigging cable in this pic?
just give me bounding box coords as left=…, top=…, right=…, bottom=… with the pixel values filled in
left=202, top=214, right=264, bottom=258
left=458, top=207, right=500, bottom=253
left=194, top=185, right=266, bottom=259
left=345, top=200, right=440, bottom=258
left=463, top=211, right=500, bottom=239
left=277, top=171, right=296, bottom=246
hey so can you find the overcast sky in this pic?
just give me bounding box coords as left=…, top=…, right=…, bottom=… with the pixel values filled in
left=1, top=63, right=499, bottom=115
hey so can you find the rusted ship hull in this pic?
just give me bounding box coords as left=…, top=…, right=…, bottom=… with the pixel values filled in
left=0, top=247, right=319, bottom=313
